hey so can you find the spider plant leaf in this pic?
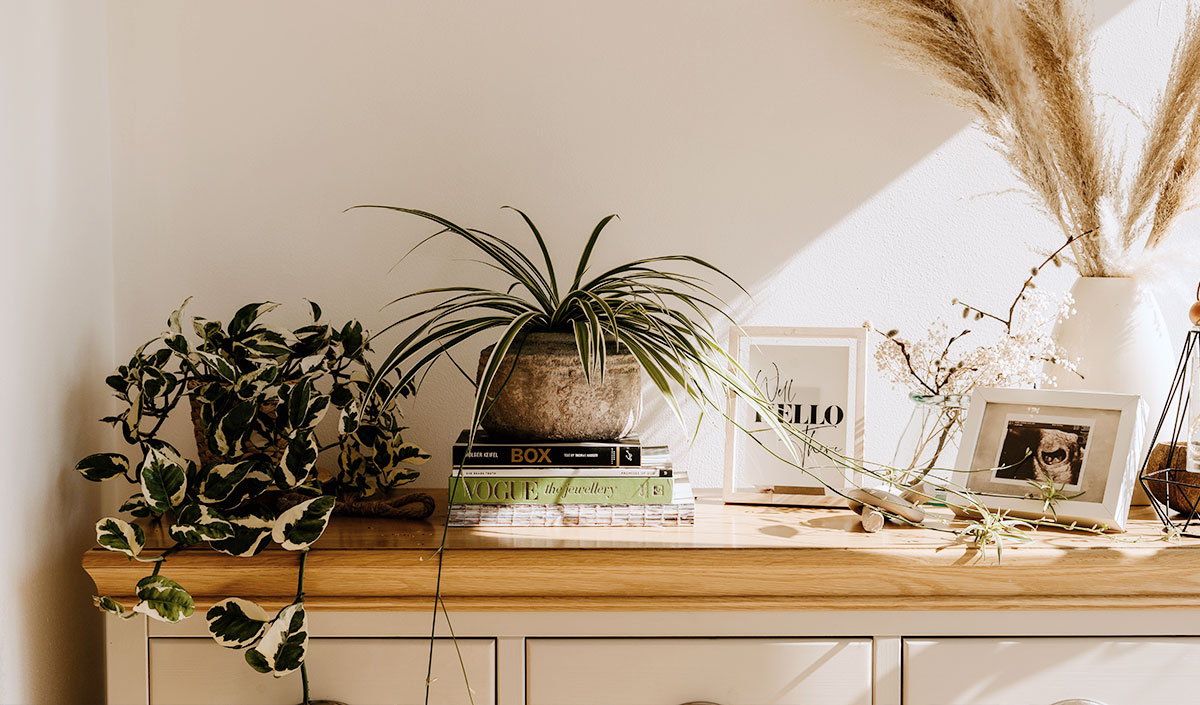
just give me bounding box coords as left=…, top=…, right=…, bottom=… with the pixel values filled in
left=572, top=320, right=592, bottom=384
left=571, top=214, right=619, bottom=291
left=584, top=254, right=747, bottom=296
left=384, top=317, right=515, bottom=392
left=503, top=205, right=558, bottom=302
left=616, top=331, right=684, bottom=420
left=469, top=310, right=540, bottom=442
left=571, top=297, right=605, bottom=381
left=353, top=206, right=556, bottom=313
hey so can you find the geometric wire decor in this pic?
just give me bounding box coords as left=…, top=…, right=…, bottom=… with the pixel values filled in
left=1139, top=327, right=1200, bottom=537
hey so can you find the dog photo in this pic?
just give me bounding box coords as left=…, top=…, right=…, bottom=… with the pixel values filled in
left=991, top=417, right=1092, bottom=489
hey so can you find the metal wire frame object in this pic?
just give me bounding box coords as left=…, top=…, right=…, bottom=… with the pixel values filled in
left=1140, top=328, right=1200, bottom=536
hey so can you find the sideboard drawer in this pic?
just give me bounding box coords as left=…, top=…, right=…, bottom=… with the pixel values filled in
left=904, top=637, right=1200, bottom=705
left=148, top=637, right=494, bottom=705
left=526, top=637, right=872, bottom=705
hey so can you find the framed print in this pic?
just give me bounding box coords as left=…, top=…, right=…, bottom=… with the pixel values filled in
left=723, top=326, right=866, bottom=507
left=952, top=388, right=1147, bottom=531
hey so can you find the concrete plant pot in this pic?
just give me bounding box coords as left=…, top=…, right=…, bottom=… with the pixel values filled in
left=476, top=331, right=642, bottom=441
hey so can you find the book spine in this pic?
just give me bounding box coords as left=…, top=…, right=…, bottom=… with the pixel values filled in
left=449, top=476, right=673, bottom=505
left=451, top=443, right=641, bottom=467
left=448, top=503, right=696, bottom=527
left=448, top=515, right=695, bottom=527
left=458, top=467, right=671, bottom=478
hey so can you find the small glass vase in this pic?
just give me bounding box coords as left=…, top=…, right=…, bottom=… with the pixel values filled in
left=891, top=393, right=968, bottom=482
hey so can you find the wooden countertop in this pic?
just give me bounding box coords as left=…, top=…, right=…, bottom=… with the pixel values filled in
left=82, top=493, right=1200, bottom=611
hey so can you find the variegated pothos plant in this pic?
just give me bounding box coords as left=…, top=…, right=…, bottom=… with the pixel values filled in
left=78, top=300, right=428, bottom=698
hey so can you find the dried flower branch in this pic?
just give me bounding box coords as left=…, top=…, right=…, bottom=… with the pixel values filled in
left=866, top=257, right=1077, bottom=398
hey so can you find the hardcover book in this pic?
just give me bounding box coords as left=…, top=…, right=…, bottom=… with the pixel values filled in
left=449, top=476, right=673, bottom=505
left=458, top=466, right=672, bottom=478
left=451, top=430, right=643, bottom=467
left=448, top=483, right=695, bottom=527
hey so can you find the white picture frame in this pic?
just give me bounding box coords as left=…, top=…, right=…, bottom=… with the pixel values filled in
left=952, top=388, right=1147, bottom=531
left=723, top=326, right=866, bottom=507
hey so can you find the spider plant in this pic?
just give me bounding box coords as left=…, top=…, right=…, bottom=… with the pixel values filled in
left=352, top=205, right=792, bottom=448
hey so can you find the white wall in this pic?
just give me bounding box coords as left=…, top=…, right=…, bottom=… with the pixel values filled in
left=0, top=1, right=114, bottom=703
left=106, top=0, right=1194, bottom=491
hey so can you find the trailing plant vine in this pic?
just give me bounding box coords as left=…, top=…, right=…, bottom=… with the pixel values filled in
left=79, top=300, right=429, bottom=704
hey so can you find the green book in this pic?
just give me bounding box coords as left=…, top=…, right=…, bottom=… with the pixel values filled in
left=449, top=476, right=674, bottom=505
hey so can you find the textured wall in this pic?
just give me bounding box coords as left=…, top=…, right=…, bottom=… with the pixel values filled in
left=0, top=1, right=114, bottom=702
left=107, top=0, right=1193, bottom=491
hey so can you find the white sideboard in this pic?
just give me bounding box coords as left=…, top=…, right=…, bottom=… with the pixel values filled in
left=88, top=495, right=1200, bottom=705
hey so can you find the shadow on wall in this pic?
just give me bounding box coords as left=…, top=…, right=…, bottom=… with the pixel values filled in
left=17, top=335, right=107, bottom=705
left=105, top=0, right=1138, bottom=489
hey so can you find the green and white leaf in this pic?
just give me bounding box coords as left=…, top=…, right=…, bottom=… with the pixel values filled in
left=271, top=496, right=335, bottom=551
left=140, top=446, right=187, bottom=513
left=338, top=440, right=364, bottom=477
left=298, top=395, right=329, bottom=431
left=276, top=433, right=318, bottom=489
left=198, top=460, right=272, bottom=506
left=76, top=452, right=129, bottom=482
left=338, top=319, right=365, bottom=357
left=96, top=517, right=145, bottom=558
left=244, top=602, right=307, bottom=677
left=94, top=595, right=136, bottom=620
left=284, top=379, right=313, bottom=430
left=119, top=492, right=154, bottom=518
left=238, top=328, right=296, bottom=358
left=166, top=296, right=192, bottom=335
left=210, top=507, right=276, bottom=557
left=392, top=442, right=430, bottom=465
left=169, top=503, right=235, bottom=545
left=329, top=383, right=353, bottom=409
left=194, top=350, right=238, bottom=383
left=228, top=301, right=280, bottom=337
left=233, top=364, right=280, bottom=400
left=337, top=401, right=359, bottom=435
left=213, top=400, right=257, bottom=457
left=133, top=575, right=195, bottom=623
left=206, top=598, right=270, bottom=649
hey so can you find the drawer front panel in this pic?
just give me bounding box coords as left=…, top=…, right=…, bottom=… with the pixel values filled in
left=904, top=637, right=1200, bottom=705
left=149, top=637, right=494, bottom=705
left=526, top=637, right=872, bottom=705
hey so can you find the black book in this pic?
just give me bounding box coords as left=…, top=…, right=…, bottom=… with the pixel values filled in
left=451, top=430, right=642, bottom=467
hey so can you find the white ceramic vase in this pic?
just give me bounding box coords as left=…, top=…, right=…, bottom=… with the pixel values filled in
left=1050, top=277, right=1174, bottom=421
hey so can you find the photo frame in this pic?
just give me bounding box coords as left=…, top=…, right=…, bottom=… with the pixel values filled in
left=952, top=388, right=1147, bottom=531
left=723, top=326, right=866, bottom=507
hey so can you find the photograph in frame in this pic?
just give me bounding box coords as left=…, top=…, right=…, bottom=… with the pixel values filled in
left=953, top=388, right=1145, bottom=531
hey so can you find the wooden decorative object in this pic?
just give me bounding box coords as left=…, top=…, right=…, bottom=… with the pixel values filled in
left=1142, top=442, right=1200, bottom=515
left=858, top=507, right=886, bottom=533
left=846, top=488, right=926, bottom=524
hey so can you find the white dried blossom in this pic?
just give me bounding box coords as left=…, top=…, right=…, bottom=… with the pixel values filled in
left=868, top=289, right=1077, bottom=396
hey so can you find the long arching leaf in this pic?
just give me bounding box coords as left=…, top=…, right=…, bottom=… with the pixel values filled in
left=570, top=214, right=619, bottom=291
left=468, top=311, right=541, bottom=445
left=503, top=206, right=558, bottom=303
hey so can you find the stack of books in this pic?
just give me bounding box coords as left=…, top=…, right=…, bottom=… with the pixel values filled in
left=446, top=431, right=694, bottom=527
